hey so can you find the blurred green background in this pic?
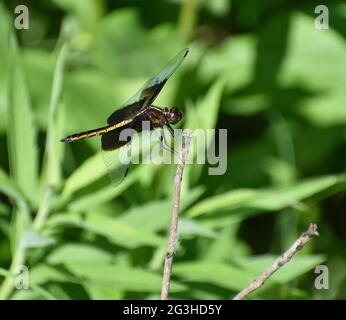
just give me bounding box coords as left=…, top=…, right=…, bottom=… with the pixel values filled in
left=0, top=0, right=346, bottom=300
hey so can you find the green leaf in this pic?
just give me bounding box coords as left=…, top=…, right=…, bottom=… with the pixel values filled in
left=185, top=79, right=225, bottom=182
left=175, top=255, right=324, bottom=295
left=187, top=174, right=346, bottom=218
left=186, top=189, right=257, bottom=218
left=0, top=169, right=31, bottom=247
left=0, top=168, right=28, bottom=215
left=64, top=262, right=186, bottom=293
left=11, top=285, right=58, bottom=300
left=174, top=261, right=254, bottom=291
left=20, top=229, right=55, bottom=249
left=0, top=267, right=14, bottom=279
left=199, top=0, right=230, bottom=16
left=204, top=222, right=250, bottom=261
left=47, top=244, right=113, bottom=264
left=179, top=219, right=216, bottom=238
left=279, top=13, right=346, bottom=92
left=0, top=3, right=11, bottom=131
left=235, top=254, right=325, bottom=284
left=6, top=36, right=38, bottom=206
left=299, top=90, right=346, bottom=127
left=186, top=79, right=225, bottom=132
left=63, top=70, right=123, bottom=150
left=94, top=9, right=184, bottom=79
left=278, top=13, right=346, bottom=126
left=61, top=153, right=107, bottom=198
left=198, top=36, right=255, bottom=90
left=48, top=211, right=164, bottom=248
left=22, top=50, right=56, bottom=128
left=30, top=265, right=79, bottom=284
left=41, top=44, right=68, bottom=189
left=119, top=187, right=204, bottom=232
left=53, top=0, right=103, bottom=33
left=84, top=283, right=123, bottom=300
left=64, top=166, right=142, bottom=211
left=248, top=174, right=346, bottom=211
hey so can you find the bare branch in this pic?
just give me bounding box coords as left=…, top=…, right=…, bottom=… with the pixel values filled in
left=160, top=131, right=192, bottom=300
left=233, top=223, right=319, bottom=300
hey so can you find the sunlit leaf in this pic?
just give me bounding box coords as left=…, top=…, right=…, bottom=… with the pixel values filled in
left=174, top=261, right=254, bottom=291
left=47, top=244, right=113, bottom=264
left=20, top=229, right=55, bottom=249
left=119, top=187, right=204, bottom=231
left=62, top=153, right=107, bottom=198
left=187, top=174, right=346, bottom=217
left=48, top=211, right=164, bottom=248
left=65, top=262, right=186, bottom=293
left=0, top=168, right=28, bottom=213
left=95, top=9, right=184, bottom=78
left=0, top=3, right=11, bottom=131
left=236, top=254, right=325, bottom=284
left=279, top=13, right=346, bottom=126
left=41, top=44, right=68, bottom=189
left=6, top=37, right=38, bottom=206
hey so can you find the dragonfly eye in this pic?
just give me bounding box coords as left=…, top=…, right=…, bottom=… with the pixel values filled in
left=168, top=107, right=183, bottom=124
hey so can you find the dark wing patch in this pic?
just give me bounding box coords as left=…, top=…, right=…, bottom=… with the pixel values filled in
left=107, top=81, right=166, bottom=125
left=107, top=100, right=145, bottom=125
left=140, top=79, right=167, bottom=109
left=101, top=126, right=132, bottom=151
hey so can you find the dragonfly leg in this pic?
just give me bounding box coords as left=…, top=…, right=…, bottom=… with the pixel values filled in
left=159, top=132, right=165, bottom=151
left=166, top=123, right=175, bottom=138
left=161, top=127, right=179, bottom=155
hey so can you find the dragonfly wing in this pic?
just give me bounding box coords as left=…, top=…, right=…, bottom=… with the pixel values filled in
left=107, top=48, right=189, bottom=124
left=101, top=126, right=134, bottom=187
left=139, top=48, right=189, bottom=107
left=107, top=100, right=145, bottom=125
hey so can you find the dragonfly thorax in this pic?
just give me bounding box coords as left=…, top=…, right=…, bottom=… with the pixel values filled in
left=148, top=106, right=183, bottom=126
left=165, top=107, right=183, bottom=125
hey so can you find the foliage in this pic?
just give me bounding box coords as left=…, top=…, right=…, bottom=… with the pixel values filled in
left=0, top=0, right=345, bottom=300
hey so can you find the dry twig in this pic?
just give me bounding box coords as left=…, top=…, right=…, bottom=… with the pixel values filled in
left=233, top=223, right=319, bottom=300
left=160, top=132, right=192, bottom=300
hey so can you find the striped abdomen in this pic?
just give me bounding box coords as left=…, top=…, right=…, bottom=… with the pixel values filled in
left=61, top=118, right=133, bottom=143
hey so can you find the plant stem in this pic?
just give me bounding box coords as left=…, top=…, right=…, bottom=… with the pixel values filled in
left=160, top=132, right=191, bottom=300
left=32, top=187, right=52, bottom=231
left=0, top=245, right=25, bottom=300
left=233, top=223, right=319, bottom=300
left=178, top=0, right=197, bottom=39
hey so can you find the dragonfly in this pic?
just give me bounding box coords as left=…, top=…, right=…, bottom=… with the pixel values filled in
left=61, top=48, right=189, bottom=186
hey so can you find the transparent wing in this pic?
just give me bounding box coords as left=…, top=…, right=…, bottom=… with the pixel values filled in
left=107, top=48, right=189, bottom=124
left=101, top=128, right=134, bottom=187
left=138, top=47, right=189, bottom=106
left=102, top=143, right=131, bottom=187
left=101, top=126, right=171, bottom=187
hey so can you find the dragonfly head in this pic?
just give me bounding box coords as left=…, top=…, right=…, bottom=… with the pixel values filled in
left=166, top=107, right=183, bottom=125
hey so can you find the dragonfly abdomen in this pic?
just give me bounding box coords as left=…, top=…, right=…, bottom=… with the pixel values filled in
left=61, top=126, right=107, bottom=142
left=61, top=118, right=134, bottom=143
